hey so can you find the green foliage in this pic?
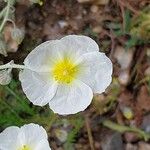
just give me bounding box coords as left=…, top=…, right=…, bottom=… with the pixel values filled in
left=130, top=6, right=150, bottom=42
left=83, top=27, right=99, bottom=39
left=92, top=78, right=120, bottom=115
left=0, top=80, right=54, bottom=129
left=124, top=9, right=132, bottom=33
left=108, top=8, right=150, bottom=49
left=64, top=116, right=84, bottom=150
left=109, top=9, right=132, bottom=36
left=125, top=37, right=138, bottom=49
left=0, top=80, right=85, bottom=147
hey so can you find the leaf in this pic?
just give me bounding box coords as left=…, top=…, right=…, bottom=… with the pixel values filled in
left=0, top=39, right=7, bottom=56
left=125, top=37, right=138, bottom=49
left=0, top=60, right=14, bottom=85
left=124, top=9, right=131, bottom=33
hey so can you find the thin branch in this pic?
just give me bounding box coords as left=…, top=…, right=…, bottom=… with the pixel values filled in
left=118, top=0, right=139, bottom=15
left=85, top=116, right=95, bottom=150
left=0, top=7, right=7, bottom=19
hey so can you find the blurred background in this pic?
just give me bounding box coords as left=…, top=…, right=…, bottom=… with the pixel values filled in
left=0, top=0, right=150, bottom=149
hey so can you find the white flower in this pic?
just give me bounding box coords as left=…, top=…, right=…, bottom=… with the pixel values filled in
left=0, top=123, right=51, bottom=150
left=19, top=35, right=113, bottom=115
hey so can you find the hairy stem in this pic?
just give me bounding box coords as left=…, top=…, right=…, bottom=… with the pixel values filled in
left=0, top=64, right=27, bottom=70
left=0, top=7, right=7, bottom=19
left=85, top=116, right=95, bottom=150
left=102, top=120, right=150, bottom=141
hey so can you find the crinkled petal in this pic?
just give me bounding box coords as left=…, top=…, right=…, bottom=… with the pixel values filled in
left=19, top=69, right=58, bottom=106
left=60, top=35, right=99, bottom=57
left=34, top=140, right=51, bottom=150
left=77, top=52, right=113, bottom=93
left=24, top=35, right=99, bottom=72
left=49, top=80, right=93, bottom=115
left=24, top=40, right=63, bottom=72
left=0, top=126, right=20, bottom=150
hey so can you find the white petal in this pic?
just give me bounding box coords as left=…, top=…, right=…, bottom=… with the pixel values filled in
left=49, top=80, right=93, bottom=115
left=24, top=40, right=63, bottom=72
left=19, top=69, right=58, bottom=106
left=0, top=126, right=20, bottom=150
left=77, top=52, right=113, bottom=93
left=60, top=35, right=99, bottom=57
left=20, top=123, right=49, bottom=148
left=24, top=35, right=99, bottom=72
left=34, top=140, right=51, bottom=150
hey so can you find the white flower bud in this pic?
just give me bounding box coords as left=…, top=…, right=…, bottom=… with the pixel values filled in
left=0, top=60, right=14, bottom=85
left=11, top=28, right=25, bottom=45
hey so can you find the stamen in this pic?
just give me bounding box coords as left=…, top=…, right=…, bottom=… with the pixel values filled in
left=20, top=145, right=31, bottom=150
left=52, top=58, right=79, bottom=84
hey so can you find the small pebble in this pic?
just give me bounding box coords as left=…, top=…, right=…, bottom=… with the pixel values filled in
left=124, top=132, right=139, bottom=143
left=125, top=143, right=138, bottom=150
left=58, top=20, right=68, bottom=29
left=114, top=46, right=133, bottom=70
left=138, top=142, right=150, bottom=150
left=90, top=5, right=99, bottom=13
left=101, top=132, right=123, bottom=150
left=92, top=26, right=102, bottom=33
left=118, top=70, right=129, bottom=85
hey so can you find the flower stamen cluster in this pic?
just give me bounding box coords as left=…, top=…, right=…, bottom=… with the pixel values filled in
left=52, top=57, right=79, bottom=84
left=20, top=145, right=31, bottom=150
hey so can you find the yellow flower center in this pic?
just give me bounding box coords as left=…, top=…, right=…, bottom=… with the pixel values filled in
left=52, top=58, right=79, bottom=84
left=19, top=145, right=31, bottom=150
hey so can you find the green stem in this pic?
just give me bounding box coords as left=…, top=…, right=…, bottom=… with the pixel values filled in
left=102, top=120, right=150, bottom=141
left=0, top=0, right=10, bottom=33
left=5, top=86, right=34, bottom=115
left=0, top=7, right=7, bottom=19
left=46, top=112, right=57, bottom=131
left=0, top=98, right=23, bottom=122
left=22, top=113, right=57, bottom=132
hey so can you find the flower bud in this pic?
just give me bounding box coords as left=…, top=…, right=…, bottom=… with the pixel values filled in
left=11, top=28, right=25, bottom=45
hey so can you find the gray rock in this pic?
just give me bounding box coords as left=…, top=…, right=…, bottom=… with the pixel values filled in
left=125, top=143, right=138, bottom=150
left=138, top=142, right=150, bottom=150
left=101, top=132, right=124, bottom=150
left=141, top=114, right=150, bottom=133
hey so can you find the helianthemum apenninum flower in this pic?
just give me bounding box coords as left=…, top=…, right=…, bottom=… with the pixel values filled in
left=0, top=123, right=51, bottom=150
left=19, top=35, right=113, bottom=115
